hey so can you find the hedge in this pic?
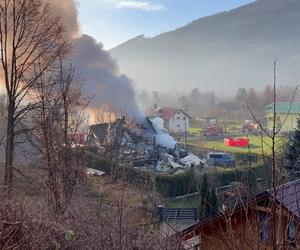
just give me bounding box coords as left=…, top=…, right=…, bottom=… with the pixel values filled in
left=84, top=150, right=112, bottom=173
left=155, top=168, right=198, bottom=197
left=84, top=150, right=199, bottom=197
left=84, top=149, right=271, bottom=198
left=210, top=163, right=271, bottom=187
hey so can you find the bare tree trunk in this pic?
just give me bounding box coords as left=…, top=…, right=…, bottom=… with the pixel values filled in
left=0, top=0, right=69, bottom=189
left=4, top=101, right=15, bottom=189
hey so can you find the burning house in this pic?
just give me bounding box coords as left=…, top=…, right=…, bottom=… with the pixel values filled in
left=87, top=116, right=202, bottom=172
left=41, top=1, right=202, bottom=172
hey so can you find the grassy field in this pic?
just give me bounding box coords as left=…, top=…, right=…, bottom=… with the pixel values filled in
left=188, top=134, right=285, bottom=155
left=188, top=127, right=202, bottom=134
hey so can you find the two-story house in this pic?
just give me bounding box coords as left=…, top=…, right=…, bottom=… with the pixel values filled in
left=149, top=107, right=191, bottom=134
left=167, top=109, right=191, bottom=134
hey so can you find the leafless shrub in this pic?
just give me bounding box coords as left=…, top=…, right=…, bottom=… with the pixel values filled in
left=30, top=60, right=88, bottom=217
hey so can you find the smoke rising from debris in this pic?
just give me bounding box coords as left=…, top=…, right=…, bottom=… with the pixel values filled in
left=72, top=35, right=142, bottom=117
left=47, top=0, right=142, bottom=119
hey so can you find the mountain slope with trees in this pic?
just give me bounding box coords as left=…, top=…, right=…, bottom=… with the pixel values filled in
left=111, top=0, right=300, bottom=93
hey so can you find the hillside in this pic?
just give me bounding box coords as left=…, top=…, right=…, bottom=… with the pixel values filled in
left=110, top=0, right=300, bottom=94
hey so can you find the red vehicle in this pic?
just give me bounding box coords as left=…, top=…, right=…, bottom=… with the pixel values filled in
left=203, top=124, right=223, bottom=136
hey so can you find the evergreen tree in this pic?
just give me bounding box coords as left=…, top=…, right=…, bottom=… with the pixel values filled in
left=199, top=174, right=209, bottom=219
left=260, top=85, right=273, bottom=107
left=199, top=174, right=218, bottom=219
left=199, top=174, right=219, bottom=218
left=177, top=95, right=190, bottom=111
left=209, top=187, right=218, bottom=216
left=244, top=169, right=258, bottom=196
left=235, top=87, right=248, bottom=105
left=284, top=118, right=300, bottom=180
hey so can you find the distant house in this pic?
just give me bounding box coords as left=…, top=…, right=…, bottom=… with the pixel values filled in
left=149, top=107, right=191, bottom=134
left=266, top=102, right=300, bottom=132
left=204, top=116, right=217, bottom=125
left=178, top=179, right=300, bottom=250
left=167, top=109, right=191, bottom=134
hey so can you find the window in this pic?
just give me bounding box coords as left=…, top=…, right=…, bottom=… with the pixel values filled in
left=183, top=116, right=186, bottom=121
left=177, top=124, right=181, bottom=128
left=210, top=154, right=224, bottom=159
left=259, top=212, right=270, bottom=241
left=288, top=221, right=297, bottom=242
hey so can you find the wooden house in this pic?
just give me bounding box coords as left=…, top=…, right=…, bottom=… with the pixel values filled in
left=179, top=179, right=300, bottom=249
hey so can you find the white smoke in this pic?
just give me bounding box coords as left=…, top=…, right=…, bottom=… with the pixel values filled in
left=149, top=117, right=177, bottom=149
left=151, top=117, right=165, bottom=131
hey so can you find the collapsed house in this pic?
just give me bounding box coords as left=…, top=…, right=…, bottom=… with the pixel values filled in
left=86, top=116, right=203, bottom=172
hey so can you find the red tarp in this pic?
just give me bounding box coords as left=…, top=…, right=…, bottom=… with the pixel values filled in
left=224, top=137, right=249, bottom=147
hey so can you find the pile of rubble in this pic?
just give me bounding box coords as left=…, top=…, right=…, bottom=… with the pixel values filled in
left=86, top=116, right=203, bottom=174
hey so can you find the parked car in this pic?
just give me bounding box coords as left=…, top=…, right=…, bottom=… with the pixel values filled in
left=206, top=152, right=235, bottom=167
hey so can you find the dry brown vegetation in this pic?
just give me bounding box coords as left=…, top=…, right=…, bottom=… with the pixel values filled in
left=0, top=163, right=182, bottom=249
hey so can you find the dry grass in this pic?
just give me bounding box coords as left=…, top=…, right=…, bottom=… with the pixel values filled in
left=0, top=163, right=180, bottom=249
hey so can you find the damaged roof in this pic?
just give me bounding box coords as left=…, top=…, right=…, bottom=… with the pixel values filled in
left=89, top=118, right=125, bottom=145
left=89, top=116, right=177, bottom=150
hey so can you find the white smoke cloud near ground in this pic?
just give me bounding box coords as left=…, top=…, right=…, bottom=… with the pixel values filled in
left=47, top=0, right=143, bottom=119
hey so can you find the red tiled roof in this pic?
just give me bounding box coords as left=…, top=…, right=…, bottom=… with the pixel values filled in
left=162, top=107, right=175, bottom=120
left=148, top=107, right=191, bottom=120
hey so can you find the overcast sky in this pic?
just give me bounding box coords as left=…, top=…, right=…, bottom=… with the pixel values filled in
left=77, top=0, right=255, bottom=49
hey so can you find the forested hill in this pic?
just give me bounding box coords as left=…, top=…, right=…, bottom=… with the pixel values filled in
left=111, top=0, right=300, bottom=93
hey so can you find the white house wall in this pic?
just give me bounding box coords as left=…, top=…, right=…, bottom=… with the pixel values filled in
left=168, top=111, right=190, bottom=133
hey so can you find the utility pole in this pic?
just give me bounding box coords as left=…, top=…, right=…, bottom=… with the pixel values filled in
left=185, top=122, right=187, bottom=148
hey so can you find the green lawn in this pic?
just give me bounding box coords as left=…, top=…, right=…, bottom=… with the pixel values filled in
left=188, top=134, right=284, bottom=155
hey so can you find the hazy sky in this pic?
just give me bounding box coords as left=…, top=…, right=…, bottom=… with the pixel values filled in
left=77, top=0, right=255, bottom=49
